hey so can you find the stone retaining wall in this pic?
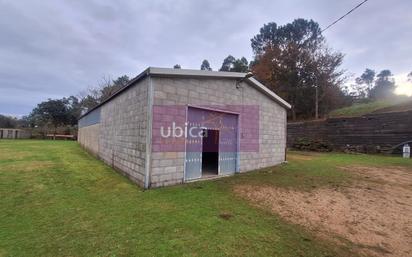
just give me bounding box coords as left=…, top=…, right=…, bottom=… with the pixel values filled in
left=287, top=111, right=412, bottom=153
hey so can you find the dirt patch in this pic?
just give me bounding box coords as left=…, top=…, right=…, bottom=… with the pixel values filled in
left=287, top=152, right=320, bottom=161
left=235, top=166, right=412, bottom=257
left=287, top=155, right=314, bottom=161
left=340, top=165, right=412, bottom=187
left=218, top=212, right=234, bottom=220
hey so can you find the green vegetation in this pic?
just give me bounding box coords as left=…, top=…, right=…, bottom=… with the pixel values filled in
left=329, top=99, right=403, bottom=117
left=1, top=140, right=411, bottom=256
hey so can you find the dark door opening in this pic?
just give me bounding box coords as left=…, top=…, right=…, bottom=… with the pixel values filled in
left=202, top=129, right=219, bottom=177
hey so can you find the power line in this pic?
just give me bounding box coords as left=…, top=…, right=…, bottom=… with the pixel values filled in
left=321, top=0, right=369, bottom=33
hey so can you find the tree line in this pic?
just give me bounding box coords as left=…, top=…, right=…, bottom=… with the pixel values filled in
left=181, top=19, right=407, bottom=120
left=6, top=18, right=409, bottom=133
left=350, top=69, right=397, bottom=100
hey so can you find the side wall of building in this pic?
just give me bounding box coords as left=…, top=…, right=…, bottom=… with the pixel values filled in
left=78, top=78, right=150, bottom=187
left=150, top=77, right=287, bottom=187
left=98, top=78, right=149, bottom=186
left=78, top=124, right=100, bottom=156
left=78, top=107, right=102, bottom=155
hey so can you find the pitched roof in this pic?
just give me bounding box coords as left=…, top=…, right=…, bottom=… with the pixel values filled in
left=79, top=67, right=291, bottom=119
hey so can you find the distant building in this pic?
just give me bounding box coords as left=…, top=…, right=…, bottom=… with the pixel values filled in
left=78, top=67, right=291, bottom=188
left=0, top=128, right=31, bottom=139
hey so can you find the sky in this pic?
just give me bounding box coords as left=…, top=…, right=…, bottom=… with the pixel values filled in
left=1, top=0, right=411, bottom=116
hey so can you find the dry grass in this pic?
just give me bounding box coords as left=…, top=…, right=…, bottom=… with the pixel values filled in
left=235, top=165, right=412, bottom=257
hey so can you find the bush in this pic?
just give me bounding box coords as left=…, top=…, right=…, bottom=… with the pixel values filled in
left=292, top=137, right=332, bottom=152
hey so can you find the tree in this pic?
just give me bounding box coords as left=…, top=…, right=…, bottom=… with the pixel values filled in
left=251, top=20, right=323, bottom=57
left=312, top=48, right=346, bottom=117
left=63, top=96, right=82, bottom=126
left=0, top=115, right=30, bottom=129
left=99, top=75, right=130, bottom=102
left=29, top=99, right=71, bottom=138
left=79, top=95, right=100, bottom=112
left=369, top=70, right=396, bottom=100
left=112, top=75, right=130, bottom=88
left=250, top=19, right=346, bottom=120
left=219, top=55, right=249, bottom=72
left=173, top=64, right=181, bottom=69
left=98, top=76, right=117, bottom=102
left=219, top=55, right=236, bottom=71
left=200, top=60, right=212, bottom=71
left=27, top=96, right=82, bottom=138
left=355, top=68, right=376, bottom=98
left=232, top=57, right=249, bottom=72
left=408, top=71, right=412, bottom=82
left=77, top=75, right=130, bottom=112
left=0, top=115, right=18, bottom=128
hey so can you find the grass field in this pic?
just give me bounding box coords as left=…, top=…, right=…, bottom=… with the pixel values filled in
left=1, top=140, right=411, bottom=257
left=329, top=100, right=396, bottom=117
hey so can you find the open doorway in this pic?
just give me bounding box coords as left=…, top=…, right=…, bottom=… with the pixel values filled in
left=202, top=129, right=219, bottom=177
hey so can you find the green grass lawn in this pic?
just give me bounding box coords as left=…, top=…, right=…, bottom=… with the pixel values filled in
left=329, top=100, right=396, bottom=117
left=1, top=140, right=411, bottom=257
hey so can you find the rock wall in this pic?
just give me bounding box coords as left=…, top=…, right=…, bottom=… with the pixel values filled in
left=287, top=111, right=412, bottom=153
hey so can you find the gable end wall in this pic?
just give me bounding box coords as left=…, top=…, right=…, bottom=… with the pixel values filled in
left=150, top=77, right=287, bottom=187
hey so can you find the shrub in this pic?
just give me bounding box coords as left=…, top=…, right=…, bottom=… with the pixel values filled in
left=292, top=137, right=333, bottom=152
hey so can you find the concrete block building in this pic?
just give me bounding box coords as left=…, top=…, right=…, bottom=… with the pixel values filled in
left=0, top=128, right=31, bottom=139
left=78, top=67, right=290, bottom=188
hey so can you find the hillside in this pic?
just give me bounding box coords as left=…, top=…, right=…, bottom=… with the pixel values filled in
left=329, top=98, right=412, bottom=118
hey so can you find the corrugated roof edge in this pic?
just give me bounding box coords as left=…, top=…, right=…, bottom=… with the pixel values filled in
left=79, top=67, right=291, bottom=119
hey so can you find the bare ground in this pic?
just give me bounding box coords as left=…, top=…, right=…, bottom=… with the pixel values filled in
left=235, top=166, right=412, bottom=257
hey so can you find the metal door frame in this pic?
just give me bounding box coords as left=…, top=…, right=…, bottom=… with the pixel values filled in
left=183, top=105, right=240, bottom=182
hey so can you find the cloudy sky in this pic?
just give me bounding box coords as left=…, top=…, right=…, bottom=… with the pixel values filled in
left=1, top=0, right=411, bottom=116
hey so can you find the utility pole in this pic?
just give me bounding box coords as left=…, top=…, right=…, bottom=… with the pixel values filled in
left=315, top=85, right=319, bottom=119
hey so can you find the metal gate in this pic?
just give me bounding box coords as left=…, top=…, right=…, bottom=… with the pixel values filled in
left=184, top=107, right=238, bottom=181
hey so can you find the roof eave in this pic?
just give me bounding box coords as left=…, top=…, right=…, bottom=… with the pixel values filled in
left=78, top=67, right=291, bottom=120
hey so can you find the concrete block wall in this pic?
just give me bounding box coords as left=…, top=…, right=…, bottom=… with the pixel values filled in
left=150, top=77, right=287, bottom=187
left=150, top=152, right=185, bottom=187
left=0, top=129, right=31, bottom=139
left=78, top=124, right=100, bottom=156
left=98, top=78, right=149, bottom=186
